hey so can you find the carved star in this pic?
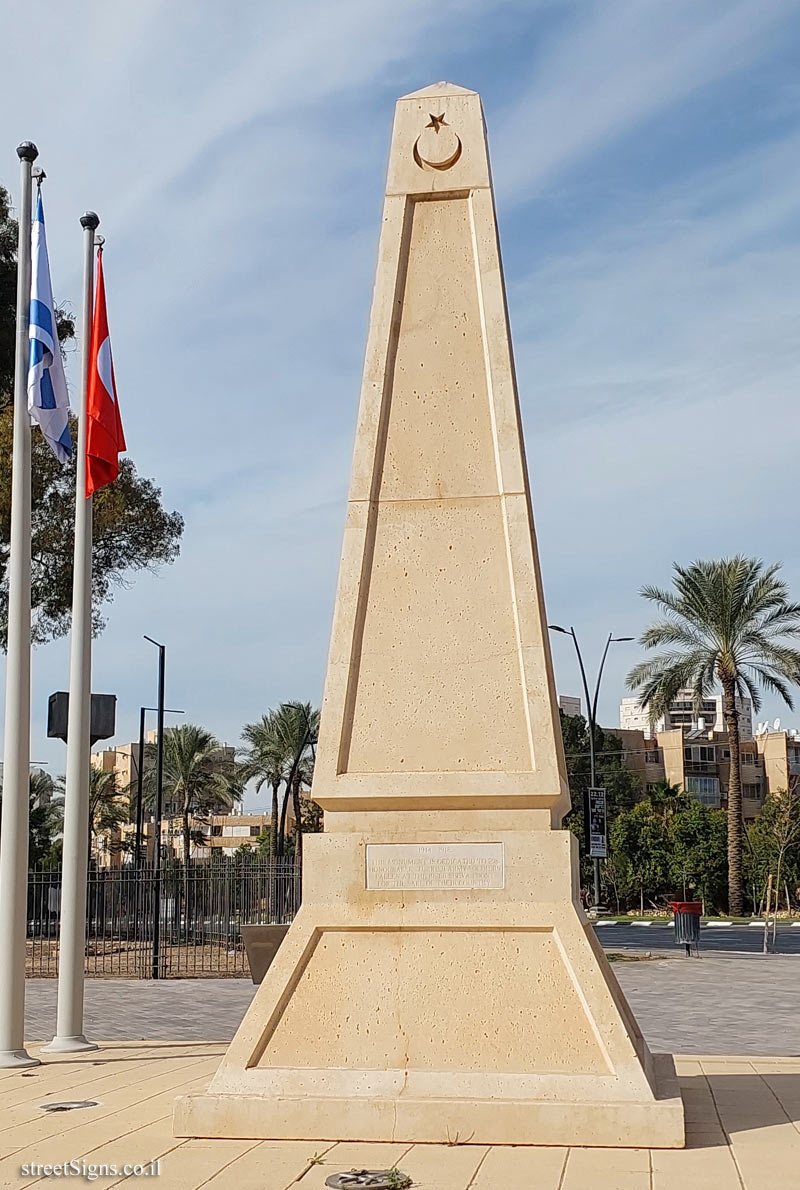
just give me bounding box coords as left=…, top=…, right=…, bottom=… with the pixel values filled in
left=426, top=113, right=447, bottom=133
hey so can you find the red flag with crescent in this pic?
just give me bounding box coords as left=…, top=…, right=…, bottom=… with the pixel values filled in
left=86, top=249, right=126, bottom=497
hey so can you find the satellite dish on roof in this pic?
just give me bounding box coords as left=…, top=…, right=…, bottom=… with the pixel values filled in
left=774, top=718, right=782, bottom=732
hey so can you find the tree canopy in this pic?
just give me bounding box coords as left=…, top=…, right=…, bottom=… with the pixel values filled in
left=0, top=769, right=63, bottom=867
left=627, top=557, right=800, bottom=916
left=239, top=701, right=321, bottom=863
left=142, top=723, right=240, bottom=863
left=559, top=710, right=641, bottom=886
left=0, top=183, right=184, bottom=647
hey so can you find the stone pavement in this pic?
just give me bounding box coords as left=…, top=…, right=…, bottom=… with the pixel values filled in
left=24, top=979, right=256, bottom=1045
left=24, top=953, right=800, bottom=1055
left=1, top=1045, right=799, bottom=1189
left=613, top=953, right=800, bottom=1055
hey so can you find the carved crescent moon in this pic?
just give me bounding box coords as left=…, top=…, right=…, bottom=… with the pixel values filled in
left=413, top=134, right=462, bottom=171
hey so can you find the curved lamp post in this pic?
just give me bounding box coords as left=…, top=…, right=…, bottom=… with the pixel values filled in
left=549, top=626, right=633, bottom=906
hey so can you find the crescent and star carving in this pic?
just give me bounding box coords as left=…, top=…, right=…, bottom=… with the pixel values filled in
left=413, top=112, right=462, bottom=171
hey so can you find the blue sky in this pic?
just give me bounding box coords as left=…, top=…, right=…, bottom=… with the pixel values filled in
left=3, top=0, right=800, bottom=802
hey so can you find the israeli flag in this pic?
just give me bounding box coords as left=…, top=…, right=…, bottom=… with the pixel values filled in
left=27, top=193, right=72, bottom=462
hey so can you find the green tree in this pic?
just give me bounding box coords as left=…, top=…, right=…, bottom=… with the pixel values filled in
left=0, top=770, right=63, bottom=867
left=748, top=788, right=800, bottom=915
left=645, top=779, right=690, bottom=825
left=609, top=801, right=672, bottom=914
left=55, top=765, right=128, bottom=860
left=668, top=799, right=728, bottom=912
left=239, top=711, right=288, bottom=859
left=143, top=724, right=240, bottom=864
left=559, top=710, right=641, bottom=891
left=88, top=766, right=127, bottom=853
left=1, top=770, right=65, bottom=866
left=0, top=184, right=184, bottom=647
left=627, top=558, right=800, bottom=916
left=272, top=701, right=320, bottom=871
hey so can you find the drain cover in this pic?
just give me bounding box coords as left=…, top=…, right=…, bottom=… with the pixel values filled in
left=325, top=1172, right=411, bottom=1189
left=39, top=1100, right=98, bottom=1113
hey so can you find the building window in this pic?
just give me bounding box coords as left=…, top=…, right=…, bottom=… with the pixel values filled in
left=645, top=749, right=661, bottom=764
left=742, top=752, right=755, bottom=766
left=684, top=745, right=715, bottom=763
left=743, top=784, right=763, bottom=800
left=210, top=825, right=222, bottom=837
left=250, top=826, right=261, bottom=837
left=686, top=776, right=721, bottom=807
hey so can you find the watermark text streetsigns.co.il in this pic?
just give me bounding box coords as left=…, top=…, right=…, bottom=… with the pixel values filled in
left=20, top=1159, right=161, bottom=1181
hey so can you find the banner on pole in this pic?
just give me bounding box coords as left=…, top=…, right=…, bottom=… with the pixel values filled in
left=588, top=787, right=607, bottom=859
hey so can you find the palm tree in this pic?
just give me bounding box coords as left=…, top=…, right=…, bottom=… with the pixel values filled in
left=0, top=771, right=64, bottom=866
left=627, top=557, right=800, bottom=915
left=55, top=766, right=127, bottom=860
left=275, top=702, right=320, bottom=869
left=87, top=767, right=127, bottom=855
left=645, top=779, right=689, bottom=824
left=239, top=712, right=287, bottom=858
left=143, top=724, right=240, bottom=864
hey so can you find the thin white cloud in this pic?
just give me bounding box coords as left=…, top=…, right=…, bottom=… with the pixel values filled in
left=2, top=0, right=799, bottom=780
left=492, top=0, right=791, bottom=199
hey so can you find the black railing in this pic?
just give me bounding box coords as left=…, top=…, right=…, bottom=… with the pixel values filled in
left=26, top=856, right=301, bottom=979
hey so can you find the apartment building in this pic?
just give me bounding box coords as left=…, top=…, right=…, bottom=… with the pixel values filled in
left=619, top=688, right=753, bottom=740
left=611, top=724, right=775, bottom=821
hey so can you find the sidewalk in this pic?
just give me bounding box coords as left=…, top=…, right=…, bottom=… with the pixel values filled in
left=24, top=953, right=800, bottom=1055
left=1, top=1046, right=798, bottom=1189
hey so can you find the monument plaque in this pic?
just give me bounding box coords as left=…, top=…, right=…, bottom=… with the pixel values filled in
left=365, top=843, right=504, bottom=890
left=175, top=82, right=684, bottom=1149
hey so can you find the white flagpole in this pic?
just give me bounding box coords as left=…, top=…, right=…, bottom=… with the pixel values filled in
left=0, top=143, right=39, bottom=1069
left=43, top=213, right=100, bottom=1054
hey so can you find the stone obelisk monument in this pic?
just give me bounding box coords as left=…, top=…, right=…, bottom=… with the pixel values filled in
left=176, top=83, right=684, bottom=1148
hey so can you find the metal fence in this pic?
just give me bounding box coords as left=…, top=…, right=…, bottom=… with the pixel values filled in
left=27, top=857, right=301, bottom=978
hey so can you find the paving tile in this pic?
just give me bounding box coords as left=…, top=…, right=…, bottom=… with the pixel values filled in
left=0, top=1058, right=219, bottom=1156
left=399, top=1144, right=489, bottom=1190
left=318, top=1142, right=414, bottom=1167
left=728, top=1148, right=800, bottom=1190
left=652, top=1144, right=742, bottom=1189
left=684, top=1130, right=728, bottom=1149
left=34, top=1116, right=184, bottom=1188
left=107, top=1139, right=259, bottom=1189
left=470, top=1145, right=568, bottom=1188
left=297, top=1145, right=411, bottom=1189
left=21, top=959, right=800, bottom=1057
left=0, top=1050, right=221, bottom=1131
left=6, top=1046, right=800, bottom=1190
left=24, top=980, right=257, bottom=1045
left=0, top=1071, right=211, bottom=1179
left=202, top=1140, right=334, bottom=1189
left=560, top=1146, right=651, bottom=1190
left=561, top=1148, right=650, bottom=1190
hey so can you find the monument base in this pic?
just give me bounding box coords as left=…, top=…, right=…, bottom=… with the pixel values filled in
left=174, top=830, right=684, bottom=1148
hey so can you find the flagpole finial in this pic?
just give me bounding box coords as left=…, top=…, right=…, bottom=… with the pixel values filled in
left=16, top=141, right=38, bottom=162
left=80, top=211, right=100, bottom=231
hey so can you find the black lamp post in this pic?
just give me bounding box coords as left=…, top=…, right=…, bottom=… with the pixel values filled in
left=134, top=705, right=184, bottom=867
left=549, top=626, right=634, bottom=906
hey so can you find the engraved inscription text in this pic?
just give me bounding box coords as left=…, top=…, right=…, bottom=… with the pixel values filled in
left=366, top=843, right=504, bottom=891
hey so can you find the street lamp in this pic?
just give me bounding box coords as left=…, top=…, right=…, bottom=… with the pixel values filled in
left=134, top=705, right=184, bottom=866
left=549, top=625, right=634, bottom=906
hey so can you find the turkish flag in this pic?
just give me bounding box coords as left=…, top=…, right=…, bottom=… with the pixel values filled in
left=86, top=249, right=126, bottom=497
